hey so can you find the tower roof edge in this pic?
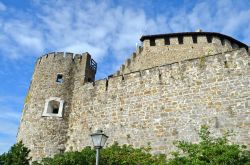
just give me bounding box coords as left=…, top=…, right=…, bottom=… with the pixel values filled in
left=140, top=32, right=248, bottom=50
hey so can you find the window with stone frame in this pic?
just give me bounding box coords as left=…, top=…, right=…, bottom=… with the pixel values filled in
left=42, top=97, right=64, bottom=117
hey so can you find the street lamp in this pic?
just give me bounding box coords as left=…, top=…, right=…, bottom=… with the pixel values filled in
left=90, top=129, right=108, bottom=165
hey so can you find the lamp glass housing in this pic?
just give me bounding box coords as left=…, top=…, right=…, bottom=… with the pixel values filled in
left=90, top=130, right=108, bottom=149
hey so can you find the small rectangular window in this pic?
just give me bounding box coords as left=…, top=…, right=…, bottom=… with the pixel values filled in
left=149, top=39, right=156, bottom=46
left=56, top=74, right=63, bottom=83
left=207, top=36, right=212, bottom=43
left=192, top=36, right=197, bottom=43
left=178, top=36, right=183, bottom=44
left=164, top=37, right=170, bottom=45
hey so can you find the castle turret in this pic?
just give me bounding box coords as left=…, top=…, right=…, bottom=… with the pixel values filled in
left=17, top=52, right=97, bottom=161
left=115, top=31, right=248, bottom=75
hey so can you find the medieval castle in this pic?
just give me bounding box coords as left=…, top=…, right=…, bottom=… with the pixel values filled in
left=17, top=31, right=250, bottom=161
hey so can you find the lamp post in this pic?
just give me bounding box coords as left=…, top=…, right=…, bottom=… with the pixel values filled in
left=90, top=130, right=108, bottom=165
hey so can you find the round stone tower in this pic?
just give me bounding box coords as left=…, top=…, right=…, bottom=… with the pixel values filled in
left=17, top=52, right=97, bottom=161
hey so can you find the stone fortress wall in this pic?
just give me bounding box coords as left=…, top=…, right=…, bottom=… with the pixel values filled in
left=17, top=32, right=250, bottom=161
left=115, top=32, right=248, bottom=76
left=67, top=48, right=250, bottom=154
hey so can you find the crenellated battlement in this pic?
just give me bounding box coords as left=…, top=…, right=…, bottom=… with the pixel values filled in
left=114, top=46, right=143, bottom=76
left=85, top=48, right=249, bottom=94
left=140, top=32, right=247, bottom=49
left=114, top=32, right=248, bottom=76
left=37, top=52, right=93, bottom=64
left=34, top=51, right=97, bottom=83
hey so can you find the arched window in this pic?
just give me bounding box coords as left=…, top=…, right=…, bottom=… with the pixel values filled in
left=42, top=97, right=64, bottom=117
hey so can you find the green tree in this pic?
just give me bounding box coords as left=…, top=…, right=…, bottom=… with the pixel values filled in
left=167, top=125, right=250, bottom=165
left=32, top=146, right=95, bottom=165
left=0, top=141, right=31, bottom=165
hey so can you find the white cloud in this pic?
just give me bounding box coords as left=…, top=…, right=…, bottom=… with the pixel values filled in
left=0, top=106, right=20, bottom=154
left=0, top=17, right=44, bottom=58
left=0, top=106, right=21, bottom=121
left=62, top=43, right=105, bottom=60
left=0, top=1, right=163, bottom=64
left=0, top=96, right=22, bottom=136
left=0, top=95, right=23, bottom=104
left=0, top=0, right=249, bottom=63
left=0, top=105, right=21, bottom=154
left=0, top=2, right=6, bottom=11
left=0, top=119, right=19, bottom=136
left=0, top=0, right=249, bottom=76
left=0, top=95, right=23, bottom=154
left=34, top=1, right=155, bottom=62
left=179, top=0, right=250, bottom=43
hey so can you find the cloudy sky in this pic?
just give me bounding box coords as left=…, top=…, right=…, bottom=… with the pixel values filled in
left=0, top=0, right=250, bottom=154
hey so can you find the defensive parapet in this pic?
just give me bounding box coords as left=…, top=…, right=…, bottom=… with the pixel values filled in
left=66, top=48, right=250, bottom=155
left=17, top=52, right=97, bottom=161
left=37, top=52, right=97, bottom=82
left=115, top=31, right=248, bottom=76
left=113, top=46, right=143, bottom=76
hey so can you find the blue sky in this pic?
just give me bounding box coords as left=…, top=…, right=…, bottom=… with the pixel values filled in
left=0, top=0, right=250, bottom=154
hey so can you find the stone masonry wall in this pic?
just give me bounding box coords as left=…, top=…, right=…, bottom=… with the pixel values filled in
left=17, top=52, right=94, bottom=161
left=117, top=35, right=237, bottom=75
left=66, top=48, right=250, bottom=155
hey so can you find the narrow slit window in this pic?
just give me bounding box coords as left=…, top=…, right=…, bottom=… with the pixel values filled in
left=149, top=39, right=156, bottom=46
left=192, top=36, right=197, bottom=43
left=164, top=37, right=170, bottom=45
left=56, top=74, right=63, bottom=83
left=207, top=36, right=212, bottom=43
left=178, top=36, right=183, bottom=44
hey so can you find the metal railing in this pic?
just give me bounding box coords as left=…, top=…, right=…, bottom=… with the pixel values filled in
left=90, top=58, right=97, bottom=73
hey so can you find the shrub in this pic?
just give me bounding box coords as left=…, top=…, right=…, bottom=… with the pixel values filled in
left=33, top=143, right=166, bottom=165
left=32, top=146, right=95, bottom=165
left=100, top=142, right=166, bottom=165
left=167, top=125, right=250, bottom=165
left=0, top=141, right=31, bottom=165
left=2, top=126, right=249, bottom=165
